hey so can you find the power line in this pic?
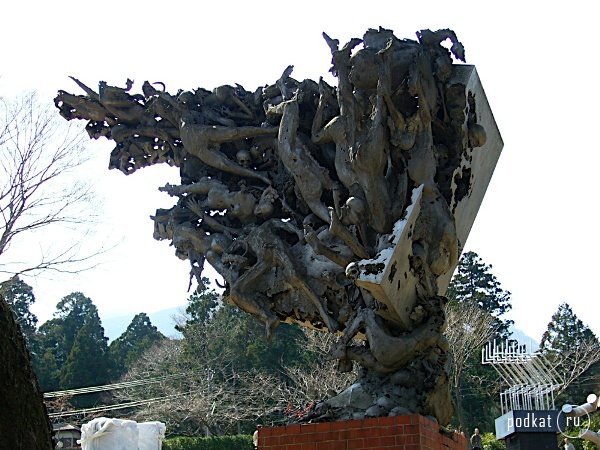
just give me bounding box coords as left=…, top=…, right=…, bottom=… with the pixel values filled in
left=47, top=391, right=193, bottom=418
left=44, top=370, right=206, bottom=398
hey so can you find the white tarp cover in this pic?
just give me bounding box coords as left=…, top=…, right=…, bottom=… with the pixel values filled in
left=79, top=417, right=138, bottom=450
left=79, top=417, right=166, bottom=450
left=138, top=421, right=166, bottom=450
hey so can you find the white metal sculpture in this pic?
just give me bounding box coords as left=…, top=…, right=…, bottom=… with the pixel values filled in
left=482, top=340, right=562, bottom=413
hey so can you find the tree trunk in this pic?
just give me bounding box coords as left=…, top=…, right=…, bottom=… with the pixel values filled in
left=0, top=294, right=53, bottom=450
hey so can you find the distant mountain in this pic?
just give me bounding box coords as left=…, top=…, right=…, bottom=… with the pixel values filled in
left=510, top=327, right=540, bottom=352
left=102, top=305, right=186, bottom=341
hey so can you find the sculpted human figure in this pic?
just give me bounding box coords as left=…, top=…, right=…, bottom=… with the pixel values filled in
left=274, top=94, right=335, bottom=224
left=146, top=83, right=279, bottom=184
left=160, top=178, right=259, bottom=223
left=311, top=47, right=359, bottom=193
left=179, top=120, right=276, bottom=185
left=312, top=36, right=393, bottom=234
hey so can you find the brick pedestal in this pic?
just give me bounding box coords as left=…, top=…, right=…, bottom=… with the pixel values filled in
left=257, top=415, right=468, bottom=450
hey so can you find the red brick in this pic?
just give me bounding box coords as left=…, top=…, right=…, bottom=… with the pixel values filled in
left=271, top=426, right=288, bottom=437
left=379, top=435, right=395, bottom=446
left=301, top=443, right=317, bottom=450
left=366, top=436, right=382, bottom=446
left=317, top=422, right=333, bottom=433
left=317, top=442, right=333, bottom=450
left=347, top=438, right=365, bottom=449
left=421, top=436, right=439, bottom=449
left=352, top=427, right=369, bottom=439
left=361, top=427, right=381, bottom=438
left=300, top=424, right=317, bottom=433
left=292, top=433, right=317, bottom=444
left=319, top=431, right=339, bottom=442
left=393, top=415, right=412, bottom=425
left=376, top=416, right=397, bottom=427
left=393, top=424, right=405, bottom=435
left=266, top=436, right=282, bottom=446
left=346, top=419, right=365, bottom=429
left=417, top=415, right=433, bottom=425
left=404, top=445, right=421, bottom=450
left=405, top=425, right=419, bottom=434
left=286, top=424, right=302, bottom=434
left=400, top=434, right=420, bottom=444
left=337, top=429, right=351, bottom=441
left=330, top=421, right=349, bottom=431
left=329, top=441, right=346, bottom=450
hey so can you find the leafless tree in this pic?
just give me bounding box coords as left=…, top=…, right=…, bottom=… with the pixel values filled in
left=445, top=301, right=499, bottom=428
left=114, top=338, right=288, bottom=435
left=280, top=328, right=357, bottom=416
left=112, top=326, right=358, bottom=435
left=0, top=92, right=103, bottom=449
left=0, top=92, right=98, bottom=277
left=551, top=338, right=600, bottom=398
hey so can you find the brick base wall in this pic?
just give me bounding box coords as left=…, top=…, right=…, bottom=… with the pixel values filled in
left=257, top=415, right=468, bottom=450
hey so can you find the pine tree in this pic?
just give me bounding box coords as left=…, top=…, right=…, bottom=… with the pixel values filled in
left=35, top=319, right=65, bottom=391
left=55, top=292, right=99, bottom=353
left=180, top=286, right=307, bottom=375
left=109, top=312, right=165, bottom=378
left=34, top=292, right=112, bottom=392
left=540, top=302, right=600, bottom=402
left=446, top=251, right=513, bottom=432
left=60, top=313, right=111, bottom=390
left=35, top=347, right=61, bottom=392
left=446, top=251, right=513, bottom=337
left=176, top=277, right=219, bottom=329
left=540, top=303, right=596, bottom=352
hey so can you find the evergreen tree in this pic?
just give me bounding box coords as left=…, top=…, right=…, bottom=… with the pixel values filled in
left=60, top=313, right=111, bottom=389
left=540, top=303, right=596, bottom=352
left=179, top=284, right=306, bottom=375
left=176, top=277, right=219, bottom=329
left=35, top=347, right=61, bottom=392
left=34, top=292, right=111, bottom=392
left=0, top=276, right=38, bottom=346
left=109, top=312, right=165, bottom=378
left=446, top=251, right=513, bottom=432
left=540, top=303, right=600, bottom=402
left=55, top=292, right=99, bottom=353
left=446, top=251, right=513, bottom=337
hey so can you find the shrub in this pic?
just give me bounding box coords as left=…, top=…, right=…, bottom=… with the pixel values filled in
left=481, top=432, right=506, bottom=450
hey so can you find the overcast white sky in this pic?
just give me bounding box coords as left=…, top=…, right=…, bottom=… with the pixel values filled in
left=2, top=0, right=598, bottom=341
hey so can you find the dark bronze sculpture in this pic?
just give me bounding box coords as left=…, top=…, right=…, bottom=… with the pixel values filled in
left=55, top=27, right=502, bottom=425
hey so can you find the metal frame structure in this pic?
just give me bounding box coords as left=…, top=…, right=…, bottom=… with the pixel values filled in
left=482, top=340, right=562, bottom=414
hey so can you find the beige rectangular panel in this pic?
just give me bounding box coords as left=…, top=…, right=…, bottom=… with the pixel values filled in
left=438, top=65, right=504, bottom=293
left=355, top=185, right=424, bottom=329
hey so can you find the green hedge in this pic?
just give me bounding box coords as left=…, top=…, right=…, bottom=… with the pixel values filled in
left=163, top=435, right=254, bottom=450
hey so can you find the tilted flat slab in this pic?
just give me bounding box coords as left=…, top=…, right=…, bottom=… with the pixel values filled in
left=354, top=65, right=503, bottom=329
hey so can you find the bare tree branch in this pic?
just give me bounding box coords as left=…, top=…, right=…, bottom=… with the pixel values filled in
left=0, top=92, right=102, bottom=276
left=551, top=338, right=600, bottom=397
left=279, top=329, right=356, bottom=415
left=445, top=301, right=498, bottom=428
